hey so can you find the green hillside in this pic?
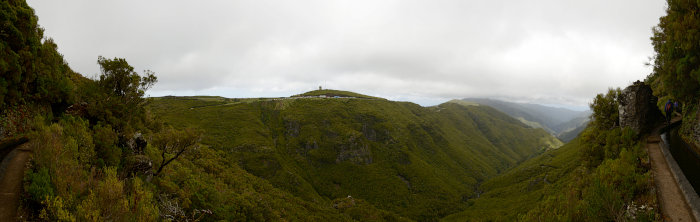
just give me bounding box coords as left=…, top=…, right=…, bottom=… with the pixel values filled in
left=444, top=89, right=659, bottom=221
left=443, top=135, right=657, bottom=221
left=442, top=137, right=583, bottom=221
left=148, top=94, right=562, bottom=220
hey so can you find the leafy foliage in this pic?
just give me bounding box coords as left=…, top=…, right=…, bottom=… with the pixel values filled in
left=151, top=126, right=202, bottom=176
left=649, top=0, right=700, bottom=103
left=0, top=1, right=75, bottom=110
left=648, top=0, right=700, bottom=151
left=78, top=56, right=157, bottom=136
left=23, top=112, right=366, bottom=221
left=589, top=88, right=621, bottom=130
left=96, top=56, right=157, bottom=99
left=26, top=167, right=53, bottom=204
left=92, top=123, right=120, bottom=167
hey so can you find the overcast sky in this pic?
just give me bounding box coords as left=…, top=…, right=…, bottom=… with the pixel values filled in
left=27, top=0, right=666, bottom=109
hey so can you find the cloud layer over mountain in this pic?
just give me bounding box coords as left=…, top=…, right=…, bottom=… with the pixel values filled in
left=28, top=0, right=665, bottom=107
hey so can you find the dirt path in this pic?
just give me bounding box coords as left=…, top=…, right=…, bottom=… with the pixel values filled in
left=647, top=133, right=696, bottom=221
left=0, top=142, right=32, bottom=221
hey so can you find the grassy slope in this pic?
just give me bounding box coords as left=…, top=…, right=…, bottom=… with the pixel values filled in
left=442, top=137, right=582, bottom=221
left=443, top=126, right=657, bottom=221
left=148, top=95, right=561, bottom=220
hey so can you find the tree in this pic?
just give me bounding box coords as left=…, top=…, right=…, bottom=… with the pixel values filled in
left=83, top=57, right=157, bottom=134
left=151, top=127, right=202, bottom=176
left=0, top=1, right=75, bottom=109
left=97, top=56, right=157, bottom=100
left=589, top=88, right=621, bottom=130
left=650, top=0, right=700, bottom=103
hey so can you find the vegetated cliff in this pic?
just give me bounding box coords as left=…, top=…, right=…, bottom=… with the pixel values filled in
left=645, top=0, right=700, bottom=152
left=149, top=94, right=561, bottom=220
left=444, top=85, right=660, bottom=221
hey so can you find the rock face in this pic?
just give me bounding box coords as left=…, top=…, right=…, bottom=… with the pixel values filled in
left=336, top=136, right=373, bottom=165
left=618, top=81, right=662, bottom=135
left=126, top=132, right=148, bottom=154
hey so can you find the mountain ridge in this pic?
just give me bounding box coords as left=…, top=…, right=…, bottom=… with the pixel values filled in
left=460, top=98, right=590, bottom=142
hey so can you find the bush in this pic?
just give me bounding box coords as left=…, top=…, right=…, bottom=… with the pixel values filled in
left=589, top=88, right=621, bottom=130
left=26, top=167, right=54, bottom=203
left=583, top=178, right=624, bottom=221
left=92, top=124, right=120, bottom=167
left=58, top=116, right=96, bottom=167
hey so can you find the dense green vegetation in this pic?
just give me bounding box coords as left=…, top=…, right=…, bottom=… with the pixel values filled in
left=647, top=0, right=700, bottom=151
left=147, top=95, right=561, bottom=220
left=649, top=0, right=700, bottom=104
left=0, top=0, right=75, bottom=111
left=444, top=89, right=659, bottom=221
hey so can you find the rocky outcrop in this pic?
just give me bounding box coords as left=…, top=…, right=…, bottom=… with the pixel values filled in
left=336, top=136, right=373, bottom=165
left=285, top=120, right=300, bottom=137
left=65, top=102, right=88, bottom=117
left=126, top=132, right=148, bottom=155
left=362, top=123, right=377, bottom=141
left=618, top=81, right=662, bottom=135
left=332, top=196, right=356, bottom=209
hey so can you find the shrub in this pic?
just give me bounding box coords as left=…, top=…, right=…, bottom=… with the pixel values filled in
left=26, top=167, right=54, bottom=203
left=92, top=124, right=120, bottom=167
left=589, top=88, right=621, bottom=130
left=583, top=179, right=624, bottom=221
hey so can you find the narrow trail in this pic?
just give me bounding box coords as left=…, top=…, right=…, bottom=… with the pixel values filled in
left=0, top=142, right=32, bottom=221
left=647, top=121, right=696, bottom=222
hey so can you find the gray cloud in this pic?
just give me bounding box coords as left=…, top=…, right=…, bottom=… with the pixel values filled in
left=27, top=0, right=666, bottom=108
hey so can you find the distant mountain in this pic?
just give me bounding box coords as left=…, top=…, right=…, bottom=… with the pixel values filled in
left=149, top=91, right=562, bottom=220
left=460, top=98, right=590, bottom=141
